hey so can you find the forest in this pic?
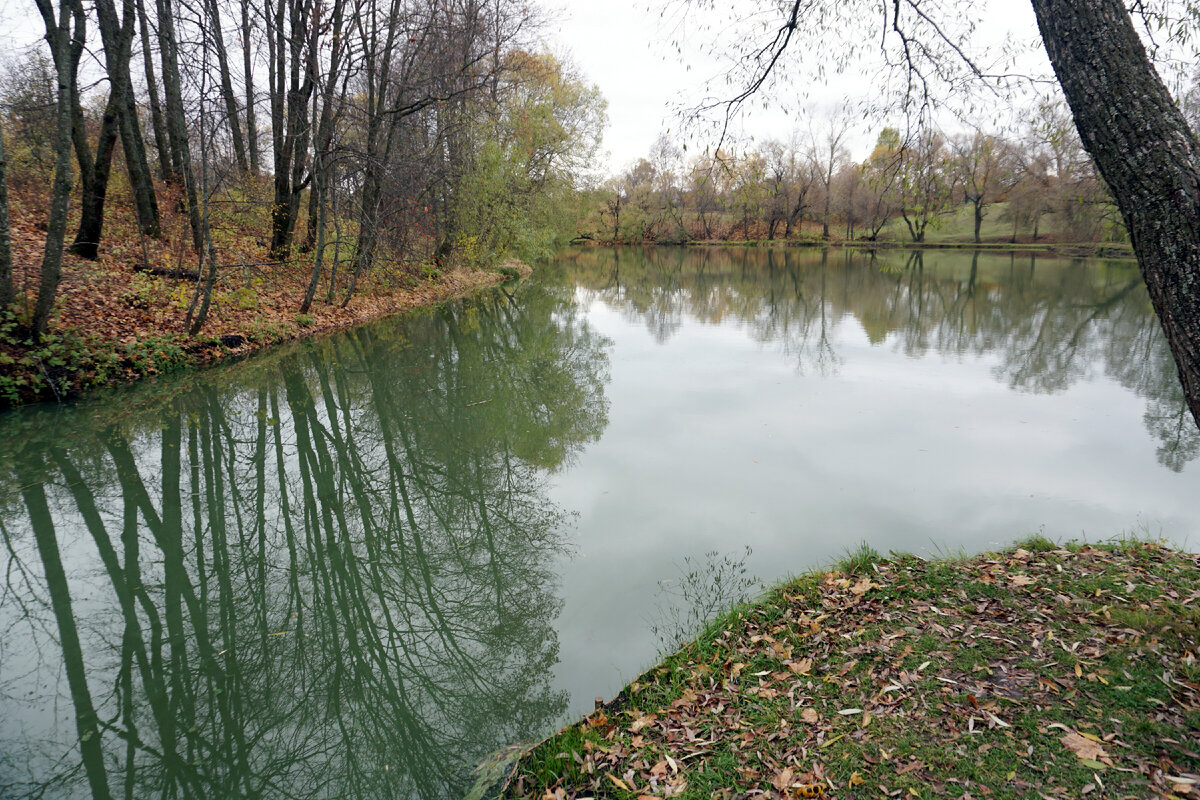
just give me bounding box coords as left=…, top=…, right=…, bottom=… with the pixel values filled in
left=0, top=0, right=604, bottom=404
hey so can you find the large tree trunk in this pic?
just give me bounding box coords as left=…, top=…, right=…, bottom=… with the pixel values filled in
left=98, top=0, right=161, bottom=239
left=1031, top=0, right=1200, bottom=428
left=69, top=87, right=119, bottom=260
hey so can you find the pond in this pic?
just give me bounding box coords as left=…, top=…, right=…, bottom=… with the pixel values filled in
left=0, top=246, right=1196, bottom=799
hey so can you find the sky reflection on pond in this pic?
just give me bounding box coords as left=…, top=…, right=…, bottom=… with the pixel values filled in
left=547, top=246, right=1198, bottom=721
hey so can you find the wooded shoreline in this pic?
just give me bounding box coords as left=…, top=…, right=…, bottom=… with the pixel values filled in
left=0, top=260, right=529, bottom=410
left=572, top=238, right=1137, bottom=260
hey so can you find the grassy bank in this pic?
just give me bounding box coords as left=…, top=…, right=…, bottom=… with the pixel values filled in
left=679, top=239, right=1136, bottom=259
left=496, top=539, right=1199, bottom=799
left=575, top=237, right=1136, bottom=261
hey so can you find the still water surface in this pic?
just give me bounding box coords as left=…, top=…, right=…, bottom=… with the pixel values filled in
left=0, top=247, right=1196, bottom=798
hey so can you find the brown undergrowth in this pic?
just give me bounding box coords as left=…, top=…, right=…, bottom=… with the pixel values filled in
left=0, top=173, right=526, bottom=407
left=497, top=539, right=1200, bottom=800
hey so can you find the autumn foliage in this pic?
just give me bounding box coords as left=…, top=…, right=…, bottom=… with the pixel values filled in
left=0, top=170, right=518, bottom=407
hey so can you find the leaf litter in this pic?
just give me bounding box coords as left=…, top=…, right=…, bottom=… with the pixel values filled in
left=502, top=540, right=1200, bottom=799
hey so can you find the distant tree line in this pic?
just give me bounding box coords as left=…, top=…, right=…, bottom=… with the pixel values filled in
left=583, top=101, right=1126, bottom=247
left=0, top=0, right=605, bottom=336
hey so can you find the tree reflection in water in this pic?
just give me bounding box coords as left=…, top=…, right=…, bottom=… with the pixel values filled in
left=560, top=246, right=1198, bottom=472
left=0, top=246, right=1192, bottom=800
left=0, top=280, right=610, bottom=800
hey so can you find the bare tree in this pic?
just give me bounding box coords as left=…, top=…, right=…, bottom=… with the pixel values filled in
left=671, top=0, right=1200, bottom=426
left=98, top=0, right=161, bottom=240
left=830, top=162, right=863, bottom=239
left=202, top=0, right=249, bottom=173
left=810, top=111, right=851, bottom=239
left=135, top=0, right=172, bottom=179
left=300, top=0, right=353, bottom=311
left=69, top=0, right=162, bottom=260
left=239, top=0, right=260, bottom=171
left=949, top=131, right=1019, bottom=243
left=31, top=0, right=82, bottom=335
left=155, top=0, right=203, bottom=249
left=265, top=0, right=317, bottom=258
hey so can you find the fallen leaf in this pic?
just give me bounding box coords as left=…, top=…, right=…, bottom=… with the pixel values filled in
left=789, top=658, right=813, bottom=675
left=771, top=767, right=795, bottom=791
left=1061, top=732, right=1110, bottom=763
left=850, top=576, right=878, bottom=596
left=628, top=713, right=657, bottom=733
left=607, top=774, right=630, bottom=791
left=800, top=708, right=819, bottom=724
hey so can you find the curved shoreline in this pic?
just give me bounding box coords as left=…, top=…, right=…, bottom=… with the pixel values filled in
left=489, top=538, right=1199, bottom=800
left=0, top=260, right=531, bottom=411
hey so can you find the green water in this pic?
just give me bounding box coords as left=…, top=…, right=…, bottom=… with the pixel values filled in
left=0, top=247, right=1196, bottom=799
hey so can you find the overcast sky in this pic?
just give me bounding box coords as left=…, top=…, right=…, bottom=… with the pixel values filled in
left=544, top=0, right=1058, bottom=175
left=7, top=0, right=1191, bottom=178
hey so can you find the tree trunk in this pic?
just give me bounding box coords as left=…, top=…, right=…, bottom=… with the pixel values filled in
left=267, top=0, right=316, bottom=259
left=1031, top=0, right=1200, bottom=427
left=303, top=0, right=346, bottom=253
left=240, top=0, right=260, bottom=172
left=0, top=123, right=12, bottom=310
left=69, top=87, right=119, bottom=260
left=32, top=0, right=81, bottom=336
left=974, top=200, right=983, bottom=244
left=300, top=162, right=326, bottom=312
left=203, top=0, right=248, bottom=173
left=96, top=0, right=160, bottom=241
left=155, top=0, right=202, bottom=250
left=135, top=0, right=172, bottom=181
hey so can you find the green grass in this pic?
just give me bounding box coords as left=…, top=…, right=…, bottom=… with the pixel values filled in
left=833, top=541, right=882, bottom=576
left=499, top=539, right=1200, bottom=800
left=874, top=201, right=1106, bottom=245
